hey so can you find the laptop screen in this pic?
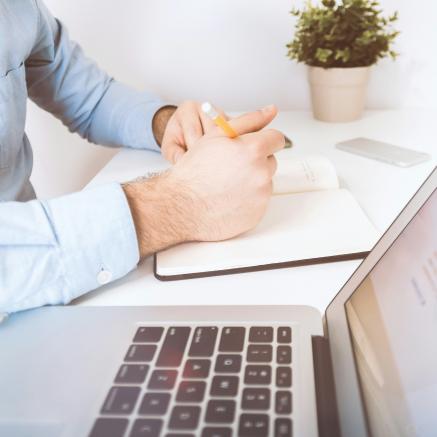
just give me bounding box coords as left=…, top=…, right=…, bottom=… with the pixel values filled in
left=345, top=188, right=437, bottom=437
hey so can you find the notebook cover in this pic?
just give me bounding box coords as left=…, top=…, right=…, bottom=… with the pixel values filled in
left=153, top=251, right=369, bottom=281
left=153, top=189, right=378, bottom=281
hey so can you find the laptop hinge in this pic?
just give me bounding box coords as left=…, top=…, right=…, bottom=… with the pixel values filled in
left=312, top=335, right=341, bottom=437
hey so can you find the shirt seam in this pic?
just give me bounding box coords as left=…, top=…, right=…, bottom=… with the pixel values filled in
left=32, top=0, right=42, bottom=49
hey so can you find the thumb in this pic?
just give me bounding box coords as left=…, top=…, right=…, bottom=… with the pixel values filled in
left=228, top=104, right=278, bottom=136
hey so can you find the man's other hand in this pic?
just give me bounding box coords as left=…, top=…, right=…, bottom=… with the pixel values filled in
left=155, top=100, right=227, bottom=164
left=124, top=105, right=284, bottom=259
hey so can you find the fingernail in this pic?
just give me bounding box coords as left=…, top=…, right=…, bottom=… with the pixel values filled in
left=261, top=104, right=275, bottom=113
left=284, top=135, right=293, bottom=148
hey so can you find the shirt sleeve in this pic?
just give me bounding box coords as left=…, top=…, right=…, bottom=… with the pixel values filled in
left=0, top=183, right=140, bottom=314
left=25, top=0, right=166, bottom=152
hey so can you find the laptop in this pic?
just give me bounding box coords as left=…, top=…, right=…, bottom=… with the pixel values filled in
left=0, top=168, right=435, bottom=437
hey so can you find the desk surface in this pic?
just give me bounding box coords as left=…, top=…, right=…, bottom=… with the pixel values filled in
left=74, top=110, right=436, bottom=313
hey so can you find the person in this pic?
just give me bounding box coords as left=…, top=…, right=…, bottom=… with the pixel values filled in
left=0, top=0, right=284, bottom=314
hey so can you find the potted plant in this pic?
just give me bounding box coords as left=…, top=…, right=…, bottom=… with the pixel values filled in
left=286, top=0, right=399, bottom=122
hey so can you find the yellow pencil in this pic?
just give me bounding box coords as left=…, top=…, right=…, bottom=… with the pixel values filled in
left=201, top=101, right=292, bottom=147
left=201, top=102, right=239, bottom=138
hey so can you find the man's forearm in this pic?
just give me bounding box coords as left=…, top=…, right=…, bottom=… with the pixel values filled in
left=122, top=174, right=199, bottom=259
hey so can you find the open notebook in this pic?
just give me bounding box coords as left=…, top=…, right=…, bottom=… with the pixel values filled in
left=155, top=156, right=380, bottom=280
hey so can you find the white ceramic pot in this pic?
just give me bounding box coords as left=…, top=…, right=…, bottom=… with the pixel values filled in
left=307, top=66, right=371, bottom=122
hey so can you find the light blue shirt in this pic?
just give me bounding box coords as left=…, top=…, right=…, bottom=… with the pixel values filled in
left=0, top=0, right=166, bottom=313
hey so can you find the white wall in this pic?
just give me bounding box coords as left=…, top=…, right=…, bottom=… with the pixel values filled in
left=27, top=0, right=437, bottom=199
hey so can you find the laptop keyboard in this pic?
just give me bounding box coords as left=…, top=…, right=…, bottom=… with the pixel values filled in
left=89, top=325, right=293, bottom=437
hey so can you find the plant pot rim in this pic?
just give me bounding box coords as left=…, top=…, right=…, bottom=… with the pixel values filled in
left=308, top=65, right=371, bottom=86
left=307, top=65, right=372, bottom=71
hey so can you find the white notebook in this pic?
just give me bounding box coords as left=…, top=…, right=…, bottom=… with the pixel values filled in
left=155, top=156, right=380, bottom=280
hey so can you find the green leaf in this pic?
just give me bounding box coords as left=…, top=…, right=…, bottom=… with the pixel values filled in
left=285, top=0, right=400, bottom=67
left=315, top=48, right=333, bottom=63
left=334, top=47, right=351, bottom=62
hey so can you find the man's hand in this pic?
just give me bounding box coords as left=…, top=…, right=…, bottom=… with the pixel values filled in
left=153, top=100, right=226, bottom=164
left=124, top=105, right=283, bottom=259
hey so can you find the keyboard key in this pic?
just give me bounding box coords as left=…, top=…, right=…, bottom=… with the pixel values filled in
left=176, top=381, right=206, bottom=402
left=277, top=346, right=292, bottom=364
left=133, top=327, right=164, bottom=343
left=167, top=434, right=195, bottom=437
left=202, top=428, right=231, bottom=437
left=169, top=406, right=200, bottom=430
left=139, top=392, right=171, bottom=415
left=125, top=344, right=157, bottom=362
left=183, top=359, right=211, bottom=378
left=215, top=354, right=242, bottom=373
left=210, top=375, right=239, bottom=397
left=247, top=345, right=272, bottom=363
left=89, top=418, right=128, bottom=437
left=241, top=388, right=270, bottom=410
left=249, top=327, right=273, bottom=343
left=156, top=327, right=191, bottom=367
left=238, top=414, right=269, bottom=437
left=101, top=386, right=140, bottom=415
left=115, top=364, right=149, bottom=384
left=276, top=367, right=292, bottom=387
left=148, top=370, right=178, bottom=390
left=129, top=419, right=162, bottom=437
left=205, top=400, right=236, bottom=423
left=189, top=327, right=218, bottom=357
left=277, top=327, right=292, bottom=343
left=219, top=327, right=245, bottom=352
left=275, top=391, right=292, bottom=414
left=244, top=365, right=271, bottom=385
left=275, top=418, right=293, bottom=437
left=167, top=434, right=194, bottom=437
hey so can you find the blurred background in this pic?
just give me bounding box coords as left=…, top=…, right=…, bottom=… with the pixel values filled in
left=27, top=0, right=437, bottom=198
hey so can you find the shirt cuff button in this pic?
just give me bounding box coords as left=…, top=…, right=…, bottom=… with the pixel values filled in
left=97, top=269, right=113, bottom=285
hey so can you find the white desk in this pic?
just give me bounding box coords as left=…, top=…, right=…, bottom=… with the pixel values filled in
left=74, top=110, right=436, bottom=313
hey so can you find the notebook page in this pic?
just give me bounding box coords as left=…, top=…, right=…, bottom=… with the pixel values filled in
left=273, top=155, right=339, bottom=195
left=156, top=189, right=380, bottom=277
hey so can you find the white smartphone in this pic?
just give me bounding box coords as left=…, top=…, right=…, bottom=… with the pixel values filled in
left=336, top=137, right=431, bottom=167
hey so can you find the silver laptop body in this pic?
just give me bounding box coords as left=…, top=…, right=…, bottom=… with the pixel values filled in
left=0, top=168, right=435, bottom=437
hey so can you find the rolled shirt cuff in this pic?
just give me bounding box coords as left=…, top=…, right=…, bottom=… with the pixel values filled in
left=41, top=182, right=140, bottom=304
